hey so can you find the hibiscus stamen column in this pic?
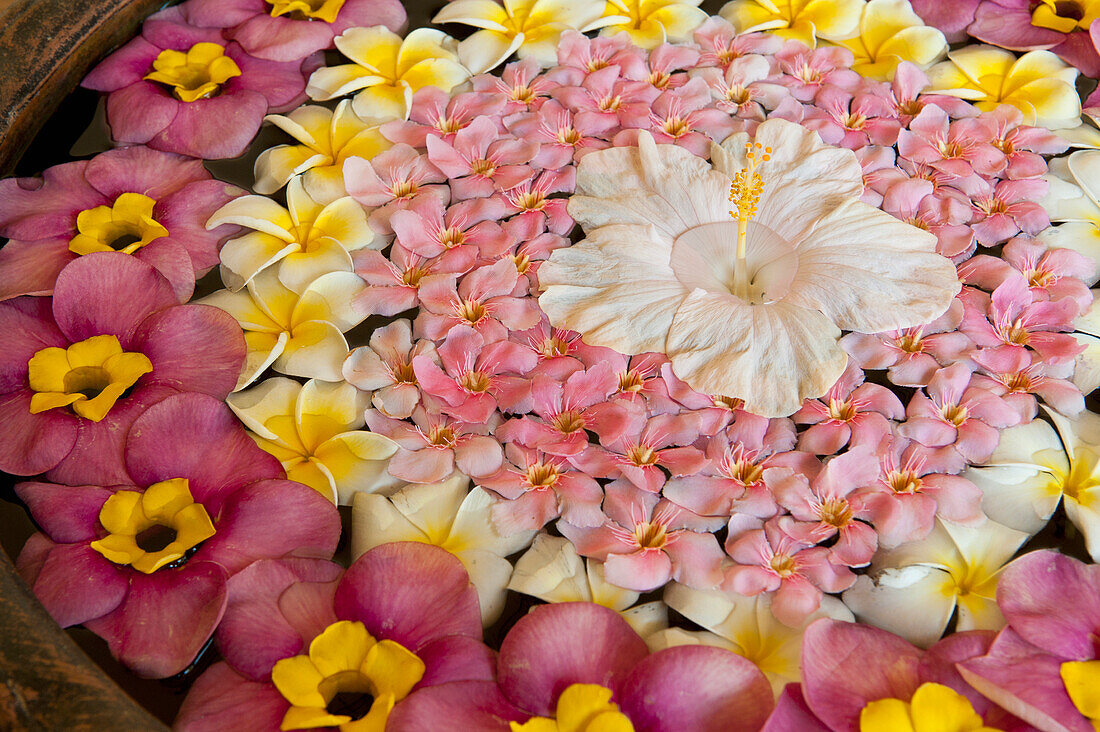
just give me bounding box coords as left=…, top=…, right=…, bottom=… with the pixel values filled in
left=728, top=142, right=770, bottom=300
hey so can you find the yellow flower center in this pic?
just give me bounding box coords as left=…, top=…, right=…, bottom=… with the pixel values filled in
left=770, top=554, right=796, bottom=577
left=68, top=193, right=169, bottom=256
left=617, top=369, right=645, bottom=394
left=1031, top=0, right=1099, bottom=32
left=27, top=335, right=153, bottom=422
left=722, top=455, right=764, bottom=486
left=390, top=180, right=419, bottom=200
left=713, top=395, right=745, bottom=411
left=511, top=683, right=635, bottom=732
left=1061, top=660, right=1100, bottom=726
left=827, top=398, right=857, bottom=422
left=537, top=335, right=572, bottom=358
left=90, top=479, right=216, bottom=574
left=551, top=410, right=586, bottom=434
left=456, top=298, right=487, bottom=325
left=266, top=0, right=345, bottom=22
left=633, top=521, right=667, bottom=549
left=458, top=371, right=491, bottom=393
left=513, top=253, right=532, bottom=274
left=895, top=329, right=924, bottom=353
left=144, top=42, right=242, bottom=102
left=888, top=470, right=923, bottom=494
left=470, top=158, right=496, bottom=177
left=940, top=403, right=969, bottom=427
left=525, top=462, right=560, bottom=489
left=859, top=682, right=1000, bottom=732
left=427, top=425, right=456, bottom=449
left=401, top=265, right=428, bottom=288
left=819, top=498, right=853, bottom=528
left=1052, top=448, right=1100, bottom=506
left=728, top=141, right=772, bottom=300
left=272, top=620, right=425, bottom=732
left=392, top=359, right=416, bottom=385
left=627, top=444, right=658, bottom=467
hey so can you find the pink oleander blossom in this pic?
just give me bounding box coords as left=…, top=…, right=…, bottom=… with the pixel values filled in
left=471, top=59, right=555, bottom=114
left=692, top=55, right=790, bottom=121
left=984, top=104, right=1069, bottom=180
left=553, top=31, right=649, bottom=81
left=391, top=196, right=513, bottom=261
left=81, top=7, right=316, bottom=158
left=0, top=146, right=242, bottom=303
left=383, top=88, right=508, bottom=148
left=960, top=237, right=1095, bottom=312
left=0, top=254, right=243, bottom=482
left=774, top=43, right=861, bottom=103
left=480, top=444, right=605, bottom=532
left=971, top=346, right=1085, bottom=420
left=352, top=242, right=476, bottom=318
left=344, top=143, right=450, bottom=234
left=617, top=77, right=738, bottom=156
left=342, top=319, right=438, bottom=419
left=174, top=543, right=494, bottom=731
left=425, top=117, right=539, bottom=201
left=183, top=0, right=406, bottom=62
left=549, top=65, right=660, bottom=132
left=792, top=361, right=903, bottom=455
left=692, top=17, right=783, bottom=69
left=802, top=84, right=901, bottom=150
left=388, top=603, right=775, bottom=732
left=881, top=177, right=977, bottom=259
left=969, top=178, right=1050, bottom=246
left=14, top=393, right=339, bottom=678
left=898, top=105, right=1006, bottom=179
left=414, top=256, right=542, bottom=342
left=506, top=98, right=617, bottom=168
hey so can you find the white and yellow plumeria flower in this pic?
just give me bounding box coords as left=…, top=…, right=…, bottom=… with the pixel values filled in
left=352, top=473, right=536, bottom=626
left=842, top=518, right=1029, bottom=647
left=200, top=268, right=366, bottom=388
left=719, top=0, right=866, bottom=47
left=651, top=583, right=853, bottom=697
left=598, top=0, right=709, bottom=49
left=228, top=377, right=400, bottom=505
left=255, top=100, right=390, bottom=204
left=208, top=177, right=378, bottom=294
left=307, top=26, right=469, bottom=121
left=831, top=0, right=946, bottom=81
left=1040, top=151, right=1100, bottom=282
left=965, top=407, right=1100, bottom=561
left=1073, top=292, right=1100, bottom=394
left=927, top=46, right=1081, bottom=130
left=433, top=0, right=623, bottom=73
left=508, top=533, right=669, bottom=637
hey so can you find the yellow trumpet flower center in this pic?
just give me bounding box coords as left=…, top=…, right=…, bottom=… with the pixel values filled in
left=860, top=682, right=1001, bottom=732
left=69, top=192, right=169, bottom=256
left=1061, top=660, right=1100, bottom=727
left=27, top=335, right=153, bottom=422
left=511, top=684, right=635, bottom=732
left=266, top=0, right=346, bottom=23
left=1031, top=0, right=1100, bottom=33
left=90, top=479, right=216, bottom=574
left=271, top=620, right=425, bottom=732
left=144, top=42, right=242, bottom=102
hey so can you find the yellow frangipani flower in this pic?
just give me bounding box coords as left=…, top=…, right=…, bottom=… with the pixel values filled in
left=719, top=0, right=866, bottom=47
left=927, top=46, right=1081, bottom=130
left=307, top=26, right=469, bottom=122
left=860, top=683, right=999, bottom=732
left=266, top=0, right=346, bottom=23
left=831, top=0, right=947, bottom=81
left=255, top=100, right=390, bottom=204
left=598, top=0, right=709, bottom=49
left=433, top=0, right=622, bottom=74
left=228, top=377, right=399, bottom=504
left=271, top=620, right=424, bottom=731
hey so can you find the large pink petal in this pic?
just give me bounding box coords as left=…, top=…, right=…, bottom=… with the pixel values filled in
left=133, top=239, right=196, bottom=303
left=388, top=681, right=525, bottom=732
left=84, top=145, right=208, bottom=200
left=15, top=482, right=110, bottom=542
left=104, top=83, right=180, bottom=145
left=174, top=662, right=289, bottom=732
left=620, top=646, right=773, bottom=732
left=498, top=602, right=650, bottom=716
left=0, top=238, right=73, bottom=301
left=996, top=549, right=1100, bottom=659
left=82, top=37, right=163, bottom=91
left=0, top=161, right=103, bottom=240
left=603, top=550, right=673, bottom=592
left=0, top=389, right=78, bottom=476
left=131, top=303, right=245, bottom=398
left=29, top=542, right=129, bottom=627
left=125, top=393, right=283, bottom=513
left=334, top=542, right=482, bottom=651
left=150, top=90, right=268, bottom=159
left=84, top=559, right=228, bottom=678
left=232, top=13, right=335, bottom=61
left=196, top=479, right=340, bottom=574
left=52, top=252, right=176, bottom=344
left=417, top=635, right=497, bottom=688
left=0, top=296, right=68, bottom=392
left=801, top=619, right=921, bottom=732
left=761, top=684, right=830, bottom=732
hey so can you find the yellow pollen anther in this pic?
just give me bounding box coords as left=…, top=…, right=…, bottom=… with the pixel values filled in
left=728, top=141, right=771, bottom=300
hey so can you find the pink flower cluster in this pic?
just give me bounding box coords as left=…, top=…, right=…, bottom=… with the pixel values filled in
left=340, top=20, right=1094, bottom=627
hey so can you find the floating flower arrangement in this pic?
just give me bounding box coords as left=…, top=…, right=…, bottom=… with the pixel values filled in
left=3, top=0, right=1100, bottom=729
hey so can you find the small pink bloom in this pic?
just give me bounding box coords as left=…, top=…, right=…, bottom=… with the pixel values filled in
left=881, top=177, right=976, bottom=259
left=803, top=84, right=901, bottom=149
left=959, top=276, right=1084, bottom=365
left=969, top=178, right=1050, bottom=246
left=694, top=55, right=789, bottom=120
left=480, top=444, right=604, bottom=532
left=793, top=361, right=902, bottom=454
left=343, top=144, right=449, bottom=234
left=352, top=242, right=475, bottom=317
left=898, top=105, right=1006, bottom=179
left=693, top=17, right=783, bottom=68
left=415, top=257, right=541, bottom=342
left=365, top=404, right=502, bottom=483
left=383, top=88, right=506, bottom=148
left=617, top=78, right=738, bottom=156
left=549, top=65, right=660, bottom=132
left=472, top=59, right=556, bottom=114
left=885, top=61, right=976, bottom=124
left=971, top=346, right=1085, bottom=419
left=983, top=104, right=1068, bottom=180
left=494, top=169, right=576, bottom=235
left=506, top=99, right=616, bottom=168
left=774, top=43, right=861, bottom=103
left=553, top=30, right=649, bottom=81
left=425, top=116, right=538, bottom=200
left=343, top=318, right=437, bottom=419
left=390, top=195, right=512, bottom=260
left=960, top=237, right=1094, bottom=312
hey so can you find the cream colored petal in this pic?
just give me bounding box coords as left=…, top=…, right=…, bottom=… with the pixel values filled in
left=293, top=271, right=369, bottom=331
left=538, top=225, right=688, bottom=356
left=456, top=547, right=516, bottom=626
left=277, top=320, right=350, bottom=382
left=458, top=30, right=524, bottom=75
left=198, top=287, right=281, bottom=332
left=1004, top=50, right=1078, bottom=93
left=720, top=1, right=798, bottom=35
left=387, top=473, right=471, bottom=544
left=313, top=431, right=400, bottom=505
left=1007, top=78, right=1081, bottom=130
left=267, top=106, right=334, bottom=151
left=646, top=4, right=710, bottom=40
left=395, top=28, right=462, bottom=74
left=352, top=83, right=411, bottom=123
left=220, top=231, right=300, bottom=291
left=207, top=195, right=294, bottom=239
left=1072, top=332, right=1100, bottom=394
left=307, top=64, right=384, bottom=101
left=312, top=197, right=378, bottom=252
left=248, top=267, right=299, bottom=326
left=508, top=534, right=596, bottom=603
left=587, top=559, right=642, bottom=611
left=302, top=166, right=351, bottom=206
left=400, top=58, right=471, bottom=96
left=841, top=567, right=957, bottom=648
left=238, top=331, right=288, bottom=392
left=788, top=197, right=959, bottom=333
left=431, top=0, right=511, bottom=31
left=965, top=465, right=1059, bottom=535
left=278, top=240, right=355, bottom=296
left=925, top=61, right=988, bottom=99
left=955, top=593, right=1005, bottom=634
left=296, top=377, right=368, bottom=451
left=1038, top=224, right=1100, bottom=284
left=1057, top=122, right=1100, bottom=149
left=1067, top=150, right=1100, bottom=211
left=254, top=146, right=329, bottom=196
left=334, top=27, right=402, bottom=75
left=619, top=601, right=669, bottom=639
left=450, top=488, right=536, bottom=556
left=943, top=46, right=1016, bottom=90
left=665, top=291, right=847, bottom=417
left=941, top=518, right=1030, bottom=570
left=227, top=376, right=304, bottom=446
left=570, top=131, right=730, bottom=239
left=983, top=418, right=1066, bottom=468
left=1064, top=498, right=1100, bottom=562
left=351, top=492, right=431, bottom=559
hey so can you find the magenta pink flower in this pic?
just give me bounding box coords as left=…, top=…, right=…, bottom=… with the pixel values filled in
left=15, top=393, right=339, bottom=677
left=388, top=603, right=774, bottom=732
left=694, top=55, right=790, bottom=121
left=412, top=324, right=537, bottom=422
left=881, top=177, right=977, bottom=259
left=900, top=362, right=1021, bottom=464
left=480, top=444, right=604, bottom=532
left=81, top=7, right=315, bottom=158
left=886, top=61, right=977, bottom=124
left=507, top=99, right=617, bottom=168
left=570, top=401, right=708, bottom=492
left=497, top=363, right=628, bottom=457
left=415, top=256, right=541, bottom=342
left=183, top=0, right=406, bottom=61
left=770, top=448, right=880, bottom=567
left=841, top=297, right=973, bottom=387
left=898, top=105, right=1006, bottom=179
left=793, top=361, right=903, bottom=455
left=493, top=169, right=576, bottom=236
left=343, top=319, right=437, bottom=419
left=344, top=143, right=449, bottom=234
left=553, top=31, right=649, bottom=81
left=549, top=65, right=661, bottom=132
left=382, top=88, right=507, bottom=148
left=724, top=518, right=856, bottom=627
left=425, top=116, right=538, bottom=200
left=0, top=146, right=242, bottom=302
left=959, top=275, right=1084, bottom=366
left=364, top=403, right=502, bottom=483
left=175, top=543, right=493, bottom=730
left=859, top=433, right=984, bottom=548
left=956, top=550, right=1100, bottom=732
left=618, top=78, right=737, bottom=156
left=472, top=59, right=555, bottom=115
left=969, top=0, right=1100, bottom=75
left=663, top=411, right=801, bottom=519
left=559, top=480, right=725, bottom=592
left=352, top=242, right=476, bottom=318
left=0, top=254, right=243, bottom=481
left=969, top=178, right=1050, bottom=246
